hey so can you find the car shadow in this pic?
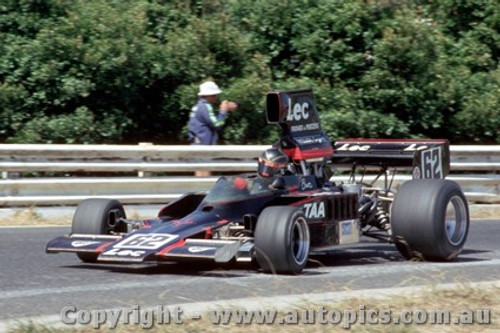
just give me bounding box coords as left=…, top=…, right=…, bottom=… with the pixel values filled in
left=61, top=243, right=492, bottom=277
left=308, top=244, right=404, bottom=268
left=309, top=243, right=491, bottom=268
left=460, top=248, right=491, bottom=255
left=61, top=261, right=253, bottom=278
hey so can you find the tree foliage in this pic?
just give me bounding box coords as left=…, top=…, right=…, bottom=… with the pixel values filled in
left=0, top=0, right=499, bottom=144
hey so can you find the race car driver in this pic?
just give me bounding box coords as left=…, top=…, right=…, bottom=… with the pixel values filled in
left=257, top=147, right=290, bottom=190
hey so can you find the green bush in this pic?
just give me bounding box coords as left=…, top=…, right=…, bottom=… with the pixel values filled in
left=1, top=0, right=500, bottom=144
left=7, top=106, right=130, bottom=144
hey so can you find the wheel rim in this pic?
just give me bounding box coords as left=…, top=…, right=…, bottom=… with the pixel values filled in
left=290, top=216, right=310, bottom=265
left=445, top=195, right=468, bottom=246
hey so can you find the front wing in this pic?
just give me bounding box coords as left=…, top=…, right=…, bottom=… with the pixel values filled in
left=46, top=234, right=251, bottom=263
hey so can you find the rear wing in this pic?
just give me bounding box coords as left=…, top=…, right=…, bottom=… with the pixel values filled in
left=331, top=139, right=450, bottom=179
left=265, top=89, right=450, bottom=179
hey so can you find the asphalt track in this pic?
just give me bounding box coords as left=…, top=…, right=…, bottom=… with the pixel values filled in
left=0, top=220, right=499, bottom=322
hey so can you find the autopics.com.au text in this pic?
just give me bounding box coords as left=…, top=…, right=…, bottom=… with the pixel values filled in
left=60, top=305, right=492, bottom=329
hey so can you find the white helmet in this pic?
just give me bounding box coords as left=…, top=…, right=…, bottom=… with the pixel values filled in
left=198, top=81, right=222, bottom=96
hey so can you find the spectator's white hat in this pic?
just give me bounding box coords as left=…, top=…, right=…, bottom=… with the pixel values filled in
left=198, top=81, right=222, bottom=96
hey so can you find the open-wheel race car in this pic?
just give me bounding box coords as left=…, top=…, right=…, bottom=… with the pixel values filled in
left=46, top=89, right=470, bottom=274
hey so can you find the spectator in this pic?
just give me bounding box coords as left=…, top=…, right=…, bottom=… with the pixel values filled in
left=188, top=81, right=238, bottom=176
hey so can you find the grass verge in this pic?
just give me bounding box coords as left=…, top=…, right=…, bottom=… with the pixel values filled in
left=0, top=207, right=71, bottom=226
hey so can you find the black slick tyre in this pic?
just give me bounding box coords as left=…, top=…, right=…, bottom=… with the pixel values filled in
left=71, top=198, right=126, bottom=263
left=254, top=206, right=310, bottom=274
left=391, top=179, right=469, bottom=261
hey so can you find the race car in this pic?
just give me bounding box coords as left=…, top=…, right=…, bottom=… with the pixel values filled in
left=46, top=89, right=470, bottom=274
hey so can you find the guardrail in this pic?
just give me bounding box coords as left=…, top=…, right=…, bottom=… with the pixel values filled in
left=0, top=144, right=498, bottom=206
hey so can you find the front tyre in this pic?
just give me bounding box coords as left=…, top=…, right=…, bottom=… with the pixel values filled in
left=254, top=206, right=310, bottom=274
left=71, top=198, right=126, bottom=263
left=391, top=179, right=469, bottom=261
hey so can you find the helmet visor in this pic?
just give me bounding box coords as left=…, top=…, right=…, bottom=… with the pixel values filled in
left=257, top=157, right=287, bottom=177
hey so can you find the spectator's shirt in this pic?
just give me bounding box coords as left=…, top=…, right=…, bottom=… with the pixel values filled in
left=188, top=98, right=227, bottom=145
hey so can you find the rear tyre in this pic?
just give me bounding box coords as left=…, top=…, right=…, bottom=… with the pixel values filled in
left=254, top=206, right=310, bottom=274
left=391, top=179, right=469, bottom=261
left=71, top=199, right=126, bottom=263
